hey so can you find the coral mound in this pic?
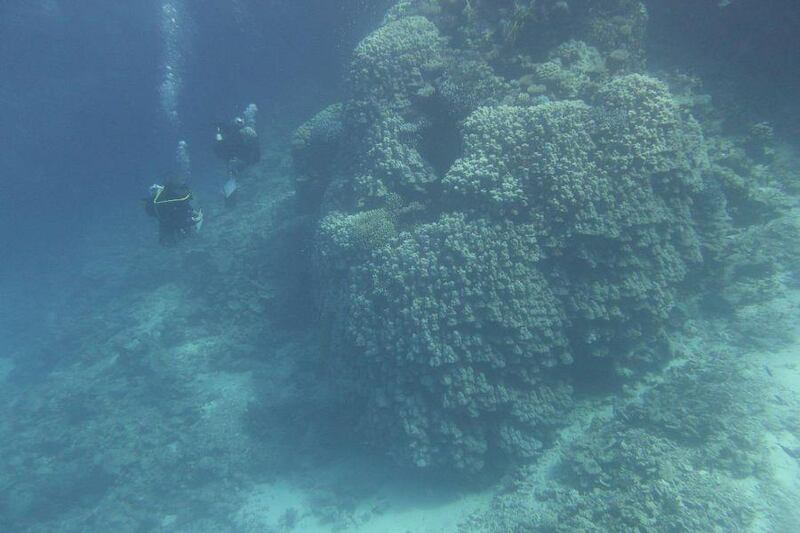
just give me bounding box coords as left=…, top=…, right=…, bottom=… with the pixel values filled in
left=343, top=214, right=571, bottom=471
left=291, top=1, right=776, bottom=473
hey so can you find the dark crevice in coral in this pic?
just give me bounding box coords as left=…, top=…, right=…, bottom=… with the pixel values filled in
left=563, top=344, right=627, bottom=396
left=498, top=2, right=575, bottom=63
left=417, top=98, right=463, bottom=178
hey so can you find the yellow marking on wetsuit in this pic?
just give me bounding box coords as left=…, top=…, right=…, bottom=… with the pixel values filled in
left=152, top=187, right=191, bottom=221
left=153, top=188, right=191, bottom=204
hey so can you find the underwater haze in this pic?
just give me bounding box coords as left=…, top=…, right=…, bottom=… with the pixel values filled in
left=1, top=0, right=800, bottom=531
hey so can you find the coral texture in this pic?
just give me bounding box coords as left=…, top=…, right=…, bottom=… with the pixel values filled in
left=343, top=214, right=571, bottom=470
left=292, top=104, right=346, bottom=210
left=291, top=1, right=774, bottom=473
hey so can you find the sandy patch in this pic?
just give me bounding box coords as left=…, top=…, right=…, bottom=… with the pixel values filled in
left=750, top=319, right=800, bottom=530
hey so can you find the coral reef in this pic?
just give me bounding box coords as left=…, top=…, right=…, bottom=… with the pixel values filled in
left=461, top=350, right=769, bottom=532
left=292, top=103, right=346, bottom=211
left=618, top=356, right=768, bottom=477
left=466, top=436, right=756, bottom=532
left=294, top=3, right=720, bottom=472
left=341, top=214, right=572, bottom=470
left=519, top=40, right=608, bottom=99
left=400, top=0, right=648, bottom=74
left=348, top=15, right=445, bottom=119
left=317, top=208, right=397, bottom=267
left=293, top=0, right=796, bottom=476
left=5, top=0, right=800, bottom=530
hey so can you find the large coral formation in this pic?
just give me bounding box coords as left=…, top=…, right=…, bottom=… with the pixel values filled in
left=441, top=75, right=706, bottom=361
left=291, top=0, right=791, bottom=474
left=343, top=214, right=571, bottom=470
left=444, top=74, right=706, bottom=222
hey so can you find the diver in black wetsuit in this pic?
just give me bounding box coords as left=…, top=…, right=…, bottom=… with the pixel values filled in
left=144, top=179, right=203, bottom=245
left=213, top=104, right=261, bottom=207
left=213, top=116, right=261, bottom=175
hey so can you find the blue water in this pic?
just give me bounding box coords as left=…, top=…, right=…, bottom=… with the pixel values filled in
left=2, top=1, right=799, bottom=531
left=1, top=0, right=390, bottom=364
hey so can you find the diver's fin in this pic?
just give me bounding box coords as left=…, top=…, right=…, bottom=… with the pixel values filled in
left=193, top=209, right=204, bottom=232
left=223, top=177, right=238, bottom=199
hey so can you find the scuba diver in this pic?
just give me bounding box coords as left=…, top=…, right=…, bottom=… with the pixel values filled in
left=213, top=116, right=261, bottom=171
left=214, top=104, right=261, bottom=206
left=144, top=179, right=203, bottom=245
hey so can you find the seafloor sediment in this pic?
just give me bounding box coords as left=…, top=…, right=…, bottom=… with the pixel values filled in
left=1, top=1, right=800, bottom=531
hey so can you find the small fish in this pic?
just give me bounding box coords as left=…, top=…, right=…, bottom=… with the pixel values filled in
left=764, top=364, right=773, bottom=377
